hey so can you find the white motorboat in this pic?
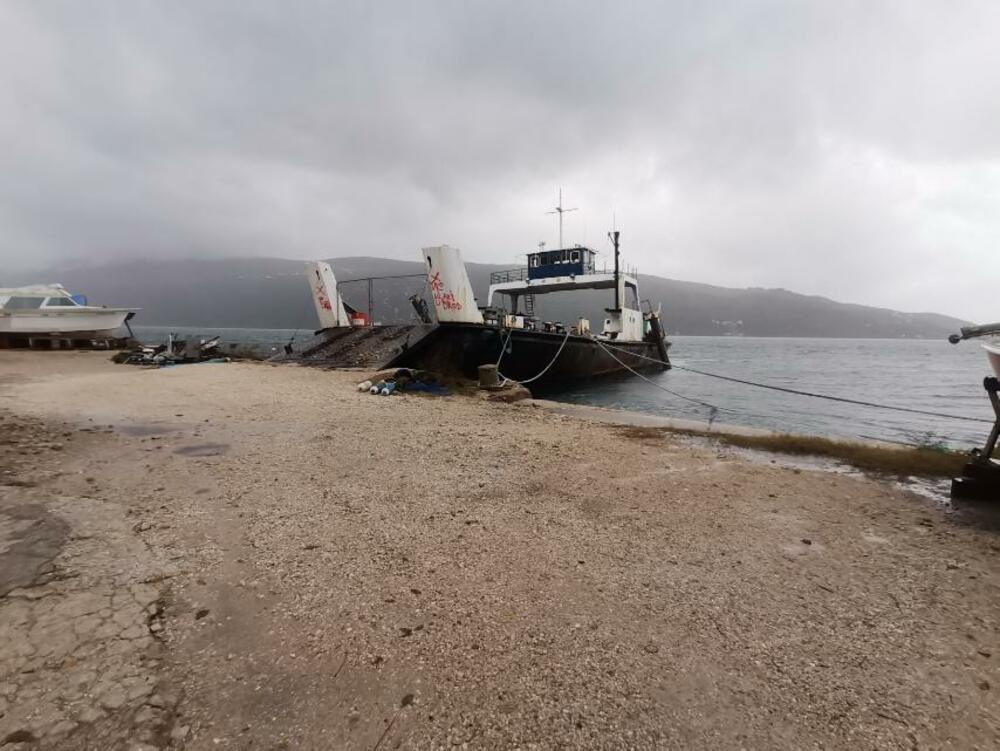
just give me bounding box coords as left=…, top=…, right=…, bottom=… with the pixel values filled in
left=985, top=340, right=1000, bottom=378
left=948, top=321, right=1000, bottom=500
left=950, top=322, right=1000, bottom=377
left=0, top=284, right=136, bottom=343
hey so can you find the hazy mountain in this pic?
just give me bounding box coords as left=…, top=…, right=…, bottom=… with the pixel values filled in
left=12, top=256, right=967, bottom=338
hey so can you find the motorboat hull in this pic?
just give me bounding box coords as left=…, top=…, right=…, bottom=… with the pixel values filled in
left=0, top=309, right=131, bottom=337
left=985, top=341, right=1000, bottom=378
left=388, top=322, right=669, bottom=388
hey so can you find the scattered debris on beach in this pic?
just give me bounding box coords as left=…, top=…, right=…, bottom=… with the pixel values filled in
left=356, top=367, right=449, bottom=396
left=112, top=333, right=229, bottom=367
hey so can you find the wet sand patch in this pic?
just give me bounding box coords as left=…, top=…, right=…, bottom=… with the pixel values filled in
left=173, top=443, right=229, bottom=457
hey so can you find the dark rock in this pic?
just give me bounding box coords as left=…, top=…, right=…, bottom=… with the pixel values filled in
left=3, top=730, right=36, bottom=744
left=486, top=385, right=532, bottom=404
left=174, top=443, right=229, bottom=457
left=195, top=608, right=210, bottom=620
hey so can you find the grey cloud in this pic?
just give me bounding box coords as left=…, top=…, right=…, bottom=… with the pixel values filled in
left=1, top=0, right=998, bottom=320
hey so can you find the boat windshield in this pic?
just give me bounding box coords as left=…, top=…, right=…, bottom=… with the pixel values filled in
left=44, top=297, right=78, bottom=307
left=1, top=297, right=46, bottom=310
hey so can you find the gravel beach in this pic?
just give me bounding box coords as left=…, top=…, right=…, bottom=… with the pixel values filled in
left=0, top=351, right=998, bottom=750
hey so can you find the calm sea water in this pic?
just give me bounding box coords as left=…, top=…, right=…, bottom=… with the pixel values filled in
left=131, top=327, right=994, bottom=449
left=539, top=336, right=993, bottom=450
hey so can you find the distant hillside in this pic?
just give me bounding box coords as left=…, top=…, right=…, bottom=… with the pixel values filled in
left=12, top=256, right=967, bottom=338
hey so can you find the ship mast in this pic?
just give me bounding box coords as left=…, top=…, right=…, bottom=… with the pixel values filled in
left=609, top=229, right=621, bottom=311
left=546, top=188, right=577, bottom=249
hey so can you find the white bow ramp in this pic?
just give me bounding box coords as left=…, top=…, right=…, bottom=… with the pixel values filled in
left=422, top=246, right=484, bottom=324
left=307, top=261, right=349, bottom=329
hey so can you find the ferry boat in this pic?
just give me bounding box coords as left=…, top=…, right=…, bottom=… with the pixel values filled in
left=0, top=284, right=136, bottom=346
left=387, top=233, right=670, bottom=386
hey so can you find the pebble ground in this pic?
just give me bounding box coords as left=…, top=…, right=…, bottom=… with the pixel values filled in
left=0, top=351, right=997, bottom=750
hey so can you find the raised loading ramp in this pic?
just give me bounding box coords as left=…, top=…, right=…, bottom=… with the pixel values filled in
left=297, top=325, right=435, bottom=369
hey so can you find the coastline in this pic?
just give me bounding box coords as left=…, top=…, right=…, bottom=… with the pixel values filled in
left=532, top=398, right=772, bottom=436
left=1, top=351, right=998, bottom=749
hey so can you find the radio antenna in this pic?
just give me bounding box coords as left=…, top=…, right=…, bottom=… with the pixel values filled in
left=546, top=188, right=577, bottom=249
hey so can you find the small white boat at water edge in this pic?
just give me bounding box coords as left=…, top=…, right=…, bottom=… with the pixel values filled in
left=985, top=340, right=1000, bottom=378
left=0, top=284, right=136, bottom=341
left=950, top=322, right=1000, bottom=378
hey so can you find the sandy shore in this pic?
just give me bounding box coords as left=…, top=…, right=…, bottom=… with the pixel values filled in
left=1, top=351, right=998, bottom=750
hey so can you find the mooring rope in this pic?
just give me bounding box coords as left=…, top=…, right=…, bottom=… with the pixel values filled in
left=495, top=328, right=514, bottom=366
left=594, top=339, right=720, bottom=425
left=497, top=330, right=572, bottom=386
left=597, top=340, right=994, bottom=425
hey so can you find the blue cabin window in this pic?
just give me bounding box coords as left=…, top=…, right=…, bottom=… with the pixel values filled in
left=528, top=247, right=593, bottom=280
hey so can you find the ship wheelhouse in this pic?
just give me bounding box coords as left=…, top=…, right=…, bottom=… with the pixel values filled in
left=527, top=246, right=596, bottom=280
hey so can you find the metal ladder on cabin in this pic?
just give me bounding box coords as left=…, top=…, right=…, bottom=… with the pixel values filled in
left=522, top=294, right=536, bottom=318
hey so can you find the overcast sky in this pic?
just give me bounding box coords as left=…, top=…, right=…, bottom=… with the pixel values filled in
left=2, top=1, right=998, bottom=320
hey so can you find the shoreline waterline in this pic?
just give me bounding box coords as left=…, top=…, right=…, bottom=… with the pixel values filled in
left=124, top=326, right=995, bottom=450
left=531, top=398, right=969, bottom=483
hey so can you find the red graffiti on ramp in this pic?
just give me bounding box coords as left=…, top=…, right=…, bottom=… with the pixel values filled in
left=429, top=271, right=463, bottom=311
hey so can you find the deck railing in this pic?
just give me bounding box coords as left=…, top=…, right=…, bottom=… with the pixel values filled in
left=489, top=267, right=529, bottom=285
left=490, top=263, right=638, bottom=285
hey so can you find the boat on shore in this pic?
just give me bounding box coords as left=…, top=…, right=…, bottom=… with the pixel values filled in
left=985, top=341, right=1000, bottom=378
left=950, top=322, right=1000, bottom=377
left=388, top=234, right=670, bottom=386
left=302, top=233, right=671, bottom=388
left=948, top=322, right=1000, bottom=499
left=0, top=284, right=136, bottom=347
